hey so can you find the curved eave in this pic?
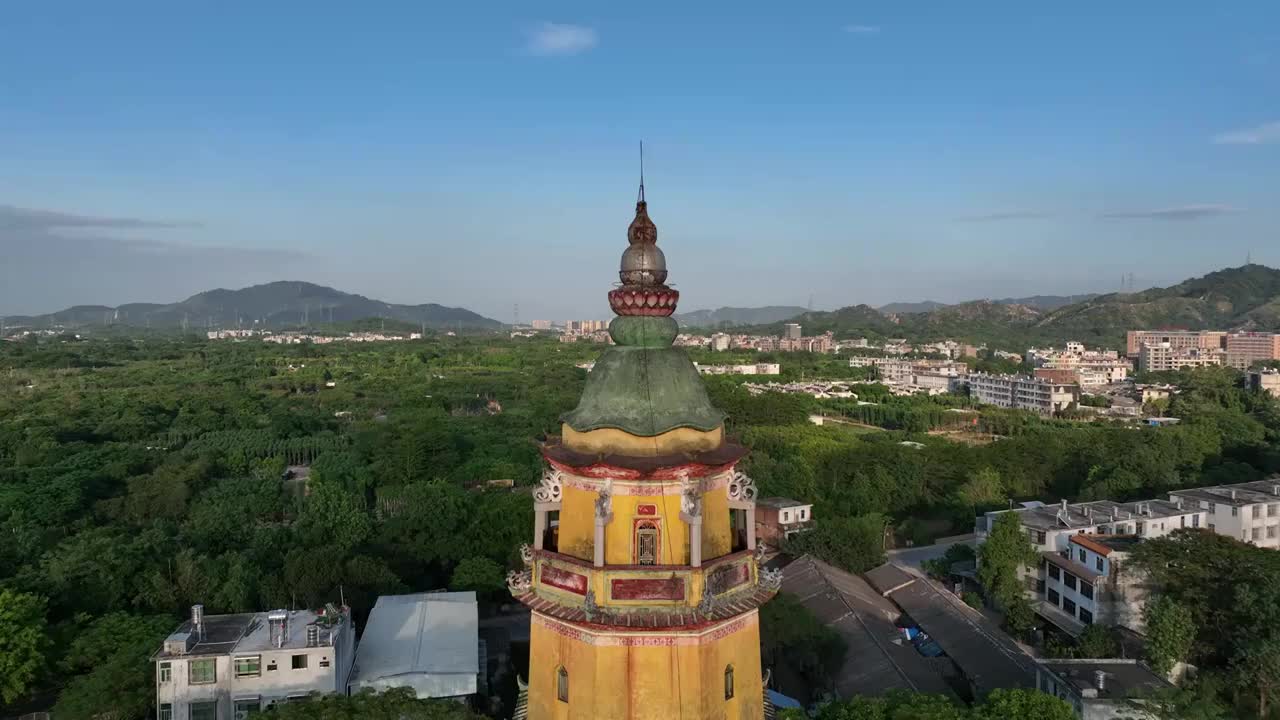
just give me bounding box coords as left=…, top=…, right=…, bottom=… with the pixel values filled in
left=541, top=437, right=748, bottom=479
left=514, top=584, right=777, bottom=632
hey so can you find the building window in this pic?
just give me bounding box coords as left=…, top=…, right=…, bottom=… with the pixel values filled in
left=799, top=509, right=808, bottom=521
left=234, top=699, right=262, bottom=720
left=1136, top=522, right=1145, bottom=535
left=1048, top=564, right=1061, bottom=581
left=1270, top=505, right=1278, bottom=517
left=1253, top=527, right=1263, bottom=541
left=1180, top=516, right=1186, bottom=528
left=292, top=654, right=309, bottom=670
left=320, top=658, right=330, bottom=668
left=725, top=665, right=735, bottom=700
left=557, top=666, right=569, bottom=703
left=1232, top=507, right=1239, bottom=517
left=1080, top=582, right=1094, bottom=600
left=159, top=704, right=173, bottom=720
left=1193, top=514, right=1201, bottom=528
left=1063, top=573, right=1078, bottom=591
left=1095, top=557, right=1104, bottom=572
left=234, top=655, right=261, bottom=678
left=1063, top=598, right=1077, bottom=615
left=1254, top=506, right=1262, bottom=519
left=189, top=658, right=216, bottom=684
left=1078, top=549, right=1086, bottom=563
left=1079, top=608, right=1094, bottom=625
left=1048, top=589, right=1060, bottom=606
left=158, top=661, right=171, bottom=683
left=191, top=701, right=218, bottom=720
left=1269, top=527, right=1278, bottom=539
left=1209, top=502, right=1216, bottom=514
left=1036, top=530, right=1047, bottom=544
left=635, top=521, right=659, bottom=565
left=782, top=511, right=790, bottom=523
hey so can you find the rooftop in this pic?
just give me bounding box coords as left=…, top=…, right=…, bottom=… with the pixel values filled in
left=756, top=497, right=810, bottom=510
left=1040, top=659, right=1172, bottom=700
left=779, top=556, right=954, bottom=698
left=155, top=607, right=343, bottom=660
left=1169, top=478, right=1280, bottom=507
left=1069, top=534, right=1140, bottom=557
left=347, top=591, right=479, bottom=699
left=993, top=498, right=1196, bottom=532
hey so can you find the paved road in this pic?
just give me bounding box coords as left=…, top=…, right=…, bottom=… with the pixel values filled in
left=887, top=534, right=976, bottom=573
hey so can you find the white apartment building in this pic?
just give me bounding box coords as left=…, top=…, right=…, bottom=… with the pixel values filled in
left=1041, top=534, right=1148, bottom=633
left=966, top=373, right=1080, bottom=414
left=1168, top=480, right=1280, bottom=548
left=154, top=605, right=356, bottom=720
left=710, top=333, right=731, bottom=351
left=1252, top=370, right=1280, bottom=398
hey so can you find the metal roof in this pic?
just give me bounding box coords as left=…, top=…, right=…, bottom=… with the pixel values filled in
left=348, top=591, right=479, bottom=699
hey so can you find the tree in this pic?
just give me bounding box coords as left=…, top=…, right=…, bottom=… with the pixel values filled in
left=1076, top=624, right=1121, bottom=659
left=956, top=468, right=1004, bottom=510
left=972, top=688, right=1075, bottom=720
left=977, top=512, right=1038, bottom=634
left=53, top=613, right=176, bottom=720
left=1144, top=597, right=1195, bottom=676
left=784, top=514, right=887, bottom=573
left=254, top=687, right=485, bottom=718
left=0, top=590, right=47, bottom=705
left=760, top=594, right=847, bottom=699
left=449, top=557, right=506, bottom=597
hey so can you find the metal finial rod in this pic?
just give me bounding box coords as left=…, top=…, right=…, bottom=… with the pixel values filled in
left=638, top=140, right=645, bottom=203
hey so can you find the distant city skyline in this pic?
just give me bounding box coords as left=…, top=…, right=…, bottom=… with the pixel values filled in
left=1, top=2, right=1277, bottom=320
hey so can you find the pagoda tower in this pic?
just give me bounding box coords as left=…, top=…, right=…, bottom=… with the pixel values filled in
left=509, top=178, right=781, bottom=720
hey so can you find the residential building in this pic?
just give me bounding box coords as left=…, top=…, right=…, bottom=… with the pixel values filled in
left=154, top=604, right=356, bottom=720
left=695, top=363, right=781, bottom=376
left=710, top=333, right=731, bottom=351
left=977, top=499, right=1206, bottom=557
left=1040, top=535, right=1148, bottom=633
left=783, top=323, right=802, bottom=340
left=1225, top=332, right=1280, bottom=370
left=531, top=320, right=553, bottom=330
left=1037, top=660, right=1172, bottom=720
left=1137, top=342, right=1223, bottom=373
left=1168, top=480, right=1280, bottom=548
left=1126, top=330, right=1226, bottom=357
left=966, top=373, right=1080, bottom=414
left=755, top=497, right=814, bottom=544
left=1251, top=369, right=1280, bottom=398
left=348, top=592, right=480, bottom=699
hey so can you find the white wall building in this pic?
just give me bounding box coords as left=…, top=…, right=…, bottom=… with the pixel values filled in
left=1037, top=660, right=1171, bottom=720
left=1168, top=480, right=1280, bottom=548
left=966, top=373, right=1080, bottom=414
left=154, top=605, right=356, bottom=720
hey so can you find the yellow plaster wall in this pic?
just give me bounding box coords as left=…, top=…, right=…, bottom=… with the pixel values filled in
left=527, top=611, right=765, bottom=720
left=562, top=424, right=723, bottom=456
left=557, top=480, right=736, bottom=567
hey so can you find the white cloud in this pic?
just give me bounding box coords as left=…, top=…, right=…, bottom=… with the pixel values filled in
left=843, top=24, right=881, bottom=35
left=1100, top=204, right=1237, bottom=221
left=526, top=22, right=598, bottom=56
left=1212, top=121, right=1280, bottom=145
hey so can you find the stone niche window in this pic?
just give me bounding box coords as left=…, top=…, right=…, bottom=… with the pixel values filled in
left=724, top=665, right=735, bottom=700
left=557, top=666, right=569, bottom=703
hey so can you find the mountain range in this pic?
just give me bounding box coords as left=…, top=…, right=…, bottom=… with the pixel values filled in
left=878, top=294, right=1099, bottom=314
left=744, top=265, right=1280, bottom=346
left=673, top=306, right=809, bottom=328
left=2, top=281, right=501, bottom=331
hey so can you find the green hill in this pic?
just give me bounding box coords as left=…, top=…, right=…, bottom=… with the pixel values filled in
left=748, top=265, right=1280, bottom=347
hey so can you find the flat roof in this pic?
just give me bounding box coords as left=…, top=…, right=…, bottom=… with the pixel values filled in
left=1069, top=534, right=1140, bottom=557
left=880, top=566, right=1037, bottom=692
left=1169, top=478, right=1280, bottom=507
left=155, top=608, right=338, bottom=660
left=348, top=591, right=478, bottom=699
left=1040, top=660, right=1172, bottom=700
left=757, top=497, right=810, bottom=509
left=780, top=556, right=954, bottom=699
left=993, top=498, right=1195, bottom=532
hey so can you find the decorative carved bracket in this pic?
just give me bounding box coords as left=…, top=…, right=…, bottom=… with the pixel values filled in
left=680, top=473, right=703, bottom=518
left=506, top=570, right=532, bottom=595
left=728, top=471, right=757, bottom=502
left=593, top=477, right=614, bottom=523
left=760, top=567, right=783, bottom=592
left=534, top=469, right=563, bottom=504
left=583, top=589, right=599, bottom=620
left=520, top=543, right=534, bottom=567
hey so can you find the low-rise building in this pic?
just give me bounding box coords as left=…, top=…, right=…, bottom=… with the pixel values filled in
left=348, top=591, right=480, bottom=700
left=1040, top=535, right=1148, bottom=633
left=1126, top=330, right=1226, bottom=358
left=1251, top=369, right=1280, bottom=398
left=1225, top=332, right=1280, bottom=370
left=966, top=373, right=1079, bottom=414
left=754, top=497, right=813, bottom=544
left=154, top=604, right=356, bottom=720
left=1138, top=342, right=1223, bottom=373
left=1037, top=659, right=1172, bottom=720
left=1168, top=480, right=1280, bottom=548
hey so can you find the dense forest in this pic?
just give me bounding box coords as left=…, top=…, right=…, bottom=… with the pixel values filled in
left=1, top=331, right=1278, bottom=718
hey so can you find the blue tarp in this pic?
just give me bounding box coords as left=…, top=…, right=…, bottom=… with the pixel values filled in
left=768, top=690, right=803, bottom=709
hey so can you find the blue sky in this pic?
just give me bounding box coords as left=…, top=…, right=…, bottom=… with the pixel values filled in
left=1, top=1, right=1277, bottom=321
